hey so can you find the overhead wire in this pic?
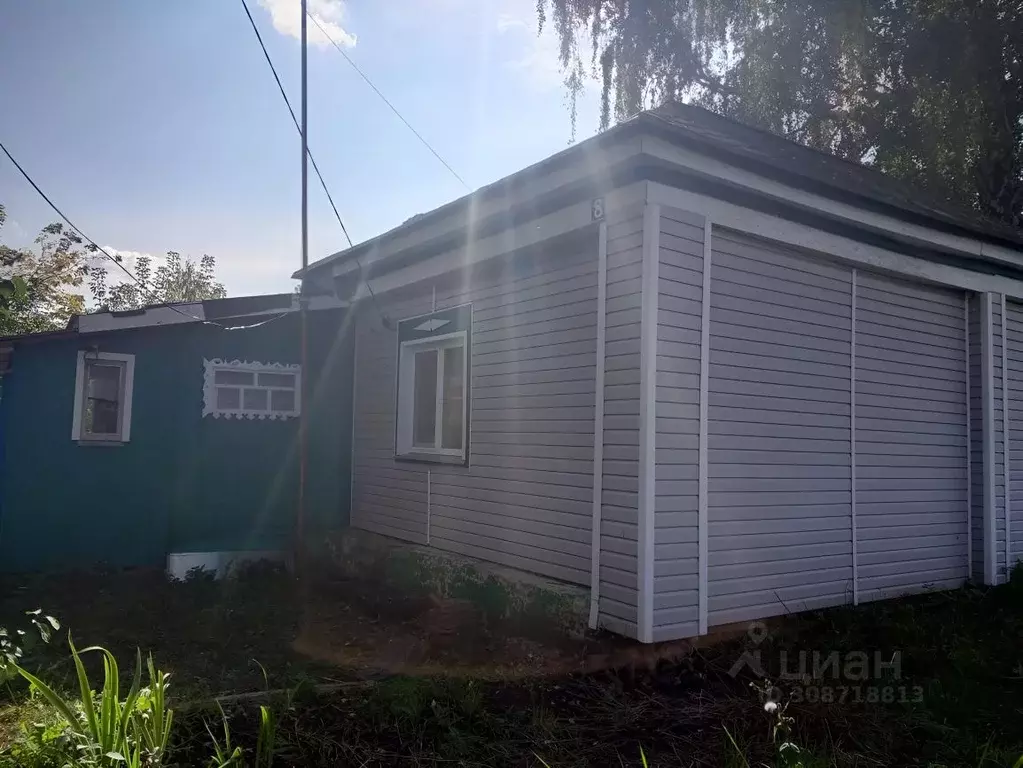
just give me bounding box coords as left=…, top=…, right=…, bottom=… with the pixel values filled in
left=306, top=12, right=471, bottom=193
left=240, top=0, right=352, bottom=248
left=0, top=140, right=291, bottom=331
left=240, top=0, right=394, bottom=328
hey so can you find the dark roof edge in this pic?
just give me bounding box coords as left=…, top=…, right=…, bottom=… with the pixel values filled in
left=636, top=111, right=1023, bottom=252
left=295, top=120, right=644, bottom=279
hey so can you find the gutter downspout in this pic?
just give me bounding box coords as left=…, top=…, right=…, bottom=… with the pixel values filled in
left=588, top=220, right=608, bottom=629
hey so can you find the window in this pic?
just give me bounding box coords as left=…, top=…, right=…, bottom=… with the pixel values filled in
left=395, top=305, right=471, bottom=463
left=202, top=359, right=301, bottom=419
left=72, top=351, right=135, bottom=443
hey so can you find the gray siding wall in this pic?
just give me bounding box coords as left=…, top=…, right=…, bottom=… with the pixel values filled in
left=598, top=206, right=644, bottom=638
left=993, top=297, right=1008, bottom=583
left=651, top=206, right=704, bottom=641
left=854, top=273, right=969, bottom=601
left=1006, top=301, right=1023, bottom=576
left=350, top=230, right=600, bottom=586
left=706, top=231, right=854, bottom=625
left=969, top=295, right=985, bottom=581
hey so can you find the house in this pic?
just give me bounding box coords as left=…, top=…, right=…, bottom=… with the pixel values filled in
left=298, top=102, right=1023, bottom=644
left=0, top=294, right=353, bottom=573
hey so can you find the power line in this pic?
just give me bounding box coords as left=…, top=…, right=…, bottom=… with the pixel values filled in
left=241, top=0, right=394, bottom=329
left=307, top=12, right=471, bottom=192
left=240, top=0, right=352, bottom=248
left=0, top=140, right=289, bottom=331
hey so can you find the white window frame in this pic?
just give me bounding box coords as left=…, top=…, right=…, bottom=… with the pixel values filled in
left=71, top=351, right=135, bottom=443
left=396, top=331, right=468, bottom=462
left=202, top=358, right=301, bottom=420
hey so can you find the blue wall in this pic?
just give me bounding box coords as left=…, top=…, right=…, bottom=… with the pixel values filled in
left=0, top=310, right=353, bottom=572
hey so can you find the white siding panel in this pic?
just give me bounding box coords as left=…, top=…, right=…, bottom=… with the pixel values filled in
left=854, top=272, right=969, bottom=602
left=652, top=207, right=704, bottom=638
left=1005, top=301, right=1023, bottom=576
left=707, top=231, right=853, bottom=626
left=350, top=230, right=599, bottom=587
left=597, top=209, right=646, bottom=638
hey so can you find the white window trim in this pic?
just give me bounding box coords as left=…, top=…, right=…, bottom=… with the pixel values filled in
left=396, top=331, right=468, bottom=461
left=71, top=351, right=135, bottom=443
left=202, top=358, right=302, bottom=420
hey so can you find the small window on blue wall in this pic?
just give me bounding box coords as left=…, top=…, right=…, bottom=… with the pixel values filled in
left=202, top=359, right=301, bottom=420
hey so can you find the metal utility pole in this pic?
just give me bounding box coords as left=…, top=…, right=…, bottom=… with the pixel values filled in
left=297, top=0, right=310, bottom=564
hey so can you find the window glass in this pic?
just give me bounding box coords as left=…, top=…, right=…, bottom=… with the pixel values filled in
left=270, top=389, right=295, bottom=413
left=84, top=363, right=121, bottom=435
left=242, top=388, right=269, bottom=412
left=413, top=350, right=438, bottom=446
left=257, top=372, right=296, bottom=388
left=441, top=345, right=464, bottom=449
left=215, top=370, right=254, bottom=386
left=216, top=387, right=241, bottom=410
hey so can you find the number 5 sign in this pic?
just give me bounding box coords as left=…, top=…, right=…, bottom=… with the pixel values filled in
left=591, top=197, right=605, bottom=221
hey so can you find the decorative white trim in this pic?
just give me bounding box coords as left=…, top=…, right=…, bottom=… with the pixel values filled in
left=697, top=219, right=712, bottom=635
left=850, top=269, right=859, bottom=605
left=637, top=202, right=660, bottom=643
left=1004, top=295, right=1012, bottom=579
left=589, top=221, right=608, bottom=630
left=72, top=351, right=135, bottom=442
left=965, top=293, right=973, bottom=578
left=982, top=294, right=997, bottom=585
left=202, top=358, right=301, bottom=420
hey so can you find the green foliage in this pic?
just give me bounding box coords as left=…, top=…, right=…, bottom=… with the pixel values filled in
left=89, top=251, right=226, bottom=312
left=12, top=639, right=174, bottom=767
left=0, top=207, right=98, bottom=334
left=0, top=610, right=59, bottom=688
left=541, top=0, right=1023, bottom=228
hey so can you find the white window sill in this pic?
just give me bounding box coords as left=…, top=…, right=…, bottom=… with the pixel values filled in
left=76, top=440, right=127, bottom=447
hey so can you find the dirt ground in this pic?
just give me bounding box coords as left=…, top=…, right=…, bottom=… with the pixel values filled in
left=0, top=562, right=659, bottom=696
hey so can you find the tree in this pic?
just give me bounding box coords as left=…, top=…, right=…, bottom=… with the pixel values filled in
left=0, top=204, right=95, bottom=334
left=541, top=0, right=1023, bottom=228
left=90, top=252, right=227, bottom=311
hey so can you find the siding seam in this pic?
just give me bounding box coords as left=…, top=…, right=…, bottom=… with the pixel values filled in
left=638, top=203, right=660, bottom=643
left=589, top=221, right=608, bottom=629
left=851, top=269, right=859, bottom=605
left=698, top=219, right=711, bottom=635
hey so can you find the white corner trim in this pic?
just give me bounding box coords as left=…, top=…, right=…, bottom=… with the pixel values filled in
left=202, top=358, right=302, bottom=420
left=349, top=312, right=359, bottom=527
left=637, top=203, right=660, bottom=643
left=71, top=351, right=136, bottom=442
left=588, top=221, right=608, bottom=630
left=697, top=219, right=712, bottom=635
left=1003, top=295, right=1011, bottom=579
left=964, top=293, right=973, bottom=578
left=982, top=294, right=997, bottom=585
left=850, top=269, right=859, bottom=606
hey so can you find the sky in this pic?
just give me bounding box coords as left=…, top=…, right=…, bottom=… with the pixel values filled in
left=0, top=0, right=600, bottom=297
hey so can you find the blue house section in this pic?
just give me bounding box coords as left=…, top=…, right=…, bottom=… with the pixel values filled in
left=0, top=303, right=353, bottom=573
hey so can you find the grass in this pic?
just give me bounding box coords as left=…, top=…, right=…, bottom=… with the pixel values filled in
left=0, top=564, right=1021, bottom=766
